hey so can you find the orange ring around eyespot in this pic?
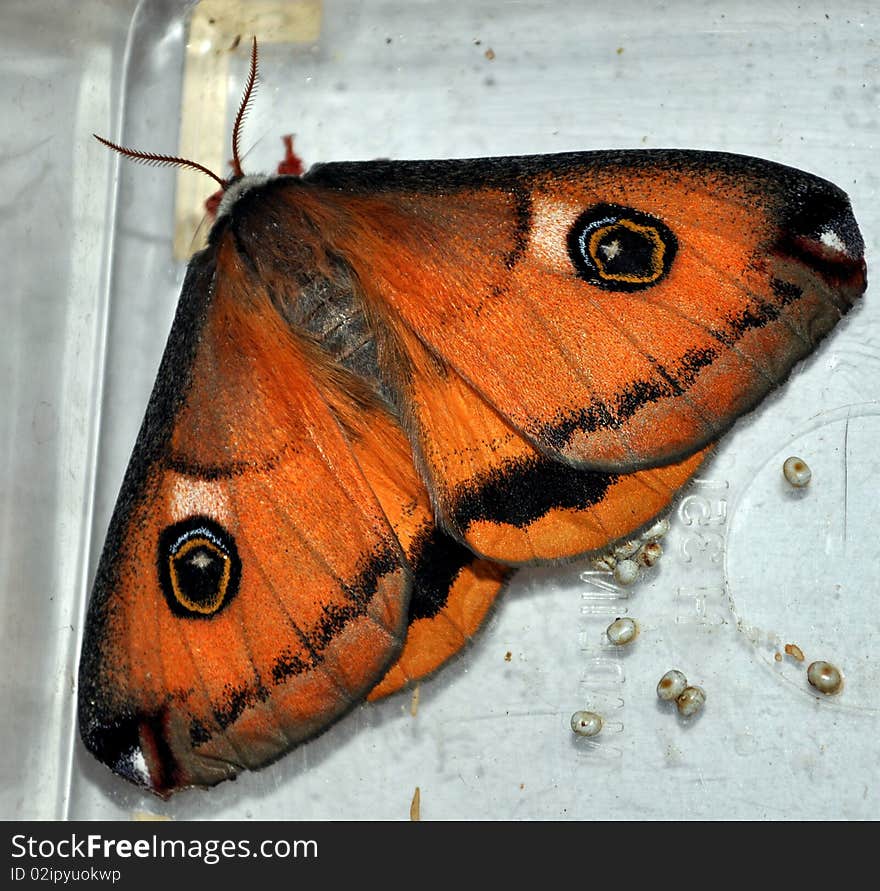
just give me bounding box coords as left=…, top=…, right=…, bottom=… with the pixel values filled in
left=588, top=219, right=666, bottom=284
left=169, top=536, right=232, bottom=615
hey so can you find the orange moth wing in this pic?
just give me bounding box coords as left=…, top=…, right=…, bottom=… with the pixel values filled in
left=299, top=153, right=866, bottom=471
left=324, top=384, right=512, bottom=701
left=79, top=235, right=417, bottom=794
left=383, top=319, right=713, bottom=564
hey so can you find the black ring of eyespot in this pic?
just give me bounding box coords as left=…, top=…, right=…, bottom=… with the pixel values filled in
left=567, top=203, right=677, bottom=291
left=158, top=516, right=241, bottom=618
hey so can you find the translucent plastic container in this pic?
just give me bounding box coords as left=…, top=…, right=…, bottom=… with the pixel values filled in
left=3, top=0, right=878, bottom=820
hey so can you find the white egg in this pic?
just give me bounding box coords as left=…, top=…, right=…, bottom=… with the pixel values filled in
left=570, top=710, right=604, bottom=737
left=676, top=686, right=706, bottom=717
left=613, top=558, right=640, bottom=586
left=640, top=517, right=670, bottom=541
left=606, top=617, right=639, bottom=646
left=657, top=669, right=688, bottom=701
left=807, top=660, right=843, bottom=695
left=636, top=541, right=663, bottom=567
left=783, top=456, right=811, bottom=487
left=590, top=554, right=616, bottom=572
left=613, top=540, right=641, bottom=560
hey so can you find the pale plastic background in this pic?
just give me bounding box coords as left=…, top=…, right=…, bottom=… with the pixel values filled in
left=2, top=0, right=878, bottom=820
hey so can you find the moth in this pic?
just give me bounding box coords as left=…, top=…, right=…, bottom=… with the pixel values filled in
left=80, top=41, right=866, bottom=796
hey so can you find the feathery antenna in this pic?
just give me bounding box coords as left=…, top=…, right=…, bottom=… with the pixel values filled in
left=231, top=37, right=259, bottom=178
left=92, top=135, right=227, bottom=187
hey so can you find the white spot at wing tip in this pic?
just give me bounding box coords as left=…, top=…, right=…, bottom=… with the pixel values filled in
left=128, top=747, right=151, bottom=786
left=819, top=228, right=848, bottom=255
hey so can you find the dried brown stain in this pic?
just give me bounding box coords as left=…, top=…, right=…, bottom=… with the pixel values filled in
left=410, top=787, right=421, bottom=821
left=785, top=643, right=805, bottom=662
